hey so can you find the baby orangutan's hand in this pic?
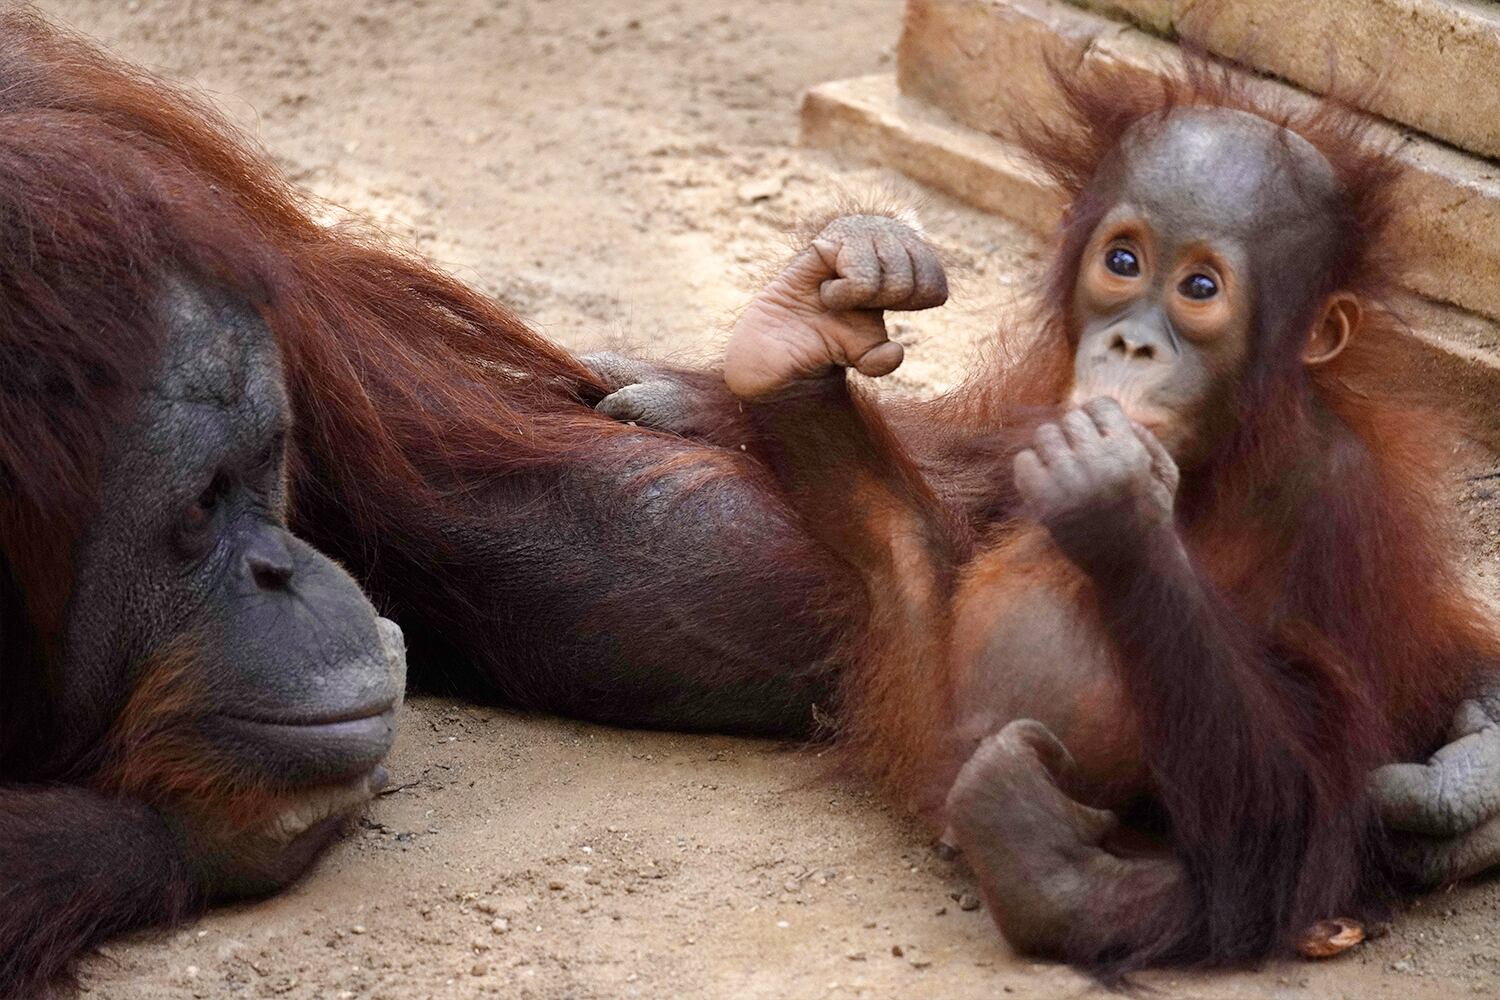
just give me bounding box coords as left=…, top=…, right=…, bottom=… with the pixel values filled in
left=724, top=213, right=947, bottom=398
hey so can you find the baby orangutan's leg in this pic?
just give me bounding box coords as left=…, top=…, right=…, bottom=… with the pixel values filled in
left=718, top=213, right=960, bottom=797
left=717, top=211, right=954, bottom=600
left=943, top=720, right=1192, bottom=962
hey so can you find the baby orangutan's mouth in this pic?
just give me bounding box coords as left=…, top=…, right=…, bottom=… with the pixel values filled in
left=1067, top=387, right=1169, bottom=435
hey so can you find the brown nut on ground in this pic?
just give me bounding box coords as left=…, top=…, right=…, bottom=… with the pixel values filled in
left=1296, top=918, right=1366, bottom=959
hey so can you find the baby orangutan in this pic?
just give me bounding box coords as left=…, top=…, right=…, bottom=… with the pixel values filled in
left=713, top=78, right=1500, bottom=973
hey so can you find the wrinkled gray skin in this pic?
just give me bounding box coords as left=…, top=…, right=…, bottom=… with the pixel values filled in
left=590, top=149, right=1500, bottom=889
left=585, top=354, right=725, bottom=439
left=65, top=279, right=407, bottom=896
left=1375, top=685, right=1500, bottom=885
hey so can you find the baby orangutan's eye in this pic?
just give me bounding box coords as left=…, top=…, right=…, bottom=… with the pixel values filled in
left=1179, top=273, right=1218, bottom=301
left=1105, top=247, right=1140, bottom=278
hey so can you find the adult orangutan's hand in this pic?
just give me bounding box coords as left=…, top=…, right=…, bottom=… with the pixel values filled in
left=582, top=352, right=734, bottom=440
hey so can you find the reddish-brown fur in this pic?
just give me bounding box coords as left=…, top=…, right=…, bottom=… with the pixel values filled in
left=794, top=63, right=1500, bottom=972
left=0, top=9, right=702, bottom=552
left=0, top=787, right=196, bottom=999
left=98, top=642, right=291, bottom=831
left=0, top=9, right=721, bottom=994
left=3, top=4, right=854, bottom=989
left=2, top=1, right=1493, bottom=988
left=1015, top=61, right=1494, bottom=752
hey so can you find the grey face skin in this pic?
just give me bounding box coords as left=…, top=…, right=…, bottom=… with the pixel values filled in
left=1068, top=108, right=1346, bottom=465
left=60, top=278, right=405, bottom=892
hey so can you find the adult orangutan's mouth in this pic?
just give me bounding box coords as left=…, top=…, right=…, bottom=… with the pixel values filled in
left=212, top=705, right=400, bottom=785
left=221, top=699, right=399, bottom=729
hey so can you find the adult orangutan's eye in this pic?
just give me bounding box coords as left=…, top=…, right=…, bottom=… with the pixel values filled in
left=1105, top=247, right=1140, bottom=277
left=251, top=432, right=286, bottom=477
left=184, top=471, right=229, bottom=533
left=1180, top=273, right=1219, bottom=300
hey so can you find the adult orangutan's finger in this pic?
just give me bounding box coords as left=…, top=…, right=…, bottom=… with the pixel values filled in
left=578, top=351, right=656, bottom=392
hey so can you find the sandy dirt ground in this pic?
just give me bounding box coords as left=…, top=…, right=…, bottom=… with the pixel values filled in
left=34, top=1, right=1500, bottom=997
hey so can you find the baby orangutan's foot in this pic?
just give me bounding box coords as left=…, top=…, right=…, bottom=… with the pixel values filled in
left=724, top=213, right=948, bottom=398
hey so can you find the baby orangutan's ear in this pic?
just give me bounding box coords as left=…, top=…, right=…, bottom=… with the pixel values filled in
left=1305, top=293, right=1360, bottom=366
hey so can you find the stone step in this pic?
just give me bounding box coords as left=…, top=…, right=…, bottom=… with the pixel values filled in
left=799, top=73, right=1500, bottom=446
left=799, top=74, right=1063, bottom=228
left=1073, top=0, right=1500, bottom=160
left=895, top=0, right=1500, bottom=323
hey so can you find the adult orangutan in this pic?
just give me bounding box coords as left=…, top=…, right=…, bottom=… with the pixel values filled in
left=0, top=9, right=841, bottom=996
left=0, top=20, right=423, bottom=997
left=686, top=66, right=1500, bottom=971
left=0, top=172, right=410, bottom=1000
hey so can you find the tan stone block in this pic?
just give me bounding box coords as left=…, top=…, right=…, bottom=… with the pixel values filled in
left=897, top=0, right=1500, bottom=322
left=1400, top=294, right=1500, bottom=446
left=1077, top=0, right=1500, bottom=160
left=898, top=0, right=1128, bottom=146
left=800, top=74, right=1063, bottom=229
